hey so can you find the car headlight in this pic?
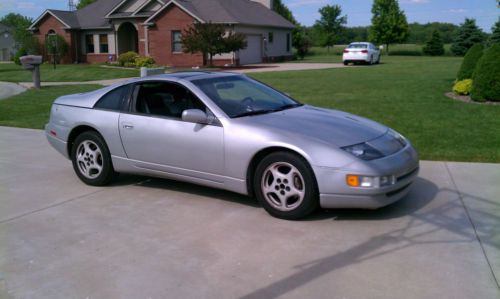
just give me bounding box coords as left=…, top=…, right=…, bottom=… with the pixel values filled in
left=346, top=174, right=396, bottom=188
left=388, top=129, right=407, bottom=147
left=341, top=142, right=384, bottom=161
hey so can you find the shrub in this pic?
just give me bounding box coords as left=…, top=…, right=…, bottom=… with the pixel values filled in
left=13, top=48, right=27, bottom=65
left=456, top=44, right=483, bottom=80
left=422, top=30, right=445, bottom=56
left=135, top=56, right=155, bottom=67
left=452, top=79, right=473, bottom=95
left=45, top=34, right=69, bottom=63
left=118, top=51, right=138, bottom=66
left=471, top=44, right=500, bottom=102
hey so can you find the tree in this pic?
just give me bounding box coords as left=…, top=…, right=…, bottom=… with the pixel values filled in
left=45, top=34, right=69, bottom=64
left=314, top=5, right=347, bottom=51
left=422, top=30, right=444, bottom=56
left=488, top=17, right=500, bottom=46
left=471, top=44, right=500, bottom=101
left=181, top=23, right=246, bottom=66
left=0, top=13, right=36, bottom=51
left=456, top=44, right=483, bottom=80
left=369, top=0, right=409, bottom=55
left=273, top=0, right=298, bottom=25
left=294, top=30, right=312, bottom=59
left=77, top=0, right=96, bottom=9
left=450, top=18, right=485, bottom=56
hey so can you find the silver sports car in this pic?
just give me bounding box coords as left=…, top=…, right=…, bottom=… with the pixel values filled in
left=45, top=72, right=419, bottom=219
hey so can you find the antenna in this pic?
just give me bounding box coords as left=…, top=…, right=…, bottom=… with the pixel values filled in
left=68, top=0, right=76, bottom=11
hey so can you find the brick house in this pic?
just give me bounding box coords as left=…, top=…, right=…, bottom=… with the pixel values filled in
left=28, top=0, right=294, bottom=66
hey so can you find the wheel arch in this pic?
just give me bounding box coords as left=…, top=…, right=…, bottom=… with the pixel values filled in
left=246, top=146, right=315, bottom=197
left=66, top=125, right=102, bottom=157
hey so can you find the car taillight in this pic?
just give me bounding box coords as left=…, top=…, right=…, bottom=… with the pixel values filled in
left=343, top=49, right=349, bottom=53
left=361, top=50, right=368, bottom=53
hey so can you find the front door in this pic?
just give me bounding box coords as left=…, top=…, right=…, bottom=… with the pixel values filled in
left=118, top=81, right=224, bottom=182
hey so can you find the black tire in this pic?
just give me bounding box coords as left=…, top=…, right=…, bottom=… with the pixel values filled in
left=343, top=61, right=348, bottom=66
left=71, top=131, right=117, bottom=186
left=254, top=152, right=318, bottom=220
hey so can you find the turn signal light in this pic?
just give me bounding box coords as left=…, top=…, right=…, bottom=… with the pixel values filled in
left=346, top=175, right=360, bottom=187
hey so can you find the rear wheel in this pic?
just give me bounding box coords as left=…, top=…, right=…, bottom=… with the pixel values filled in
left=343, top=61, right=348, bottom=66
left=71, top=131, right=117, bottom=186
left=254, top=152, right=318, bottom=220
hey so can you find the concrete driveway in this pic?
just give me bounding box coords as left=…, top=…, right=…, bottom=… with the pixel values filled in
left=0, top=82, right=26, bottom=100
left=1, top=126, right=499, bottom=299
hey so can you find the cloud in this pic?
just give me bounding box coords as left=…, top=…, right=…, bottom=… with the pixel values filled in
left=447, top=8, right=467, bottom=13
left=402, top=0, right=430, bottom=3
left=287, top=0, right=328, bottom=8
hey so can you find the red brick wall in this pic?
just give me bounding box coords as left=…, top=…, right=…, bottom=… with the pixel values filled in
left=33, top=14, right=75, bottom=63
left=148, top=5, right=203, bottom=67
left=136, top=19, right=147, bottom=57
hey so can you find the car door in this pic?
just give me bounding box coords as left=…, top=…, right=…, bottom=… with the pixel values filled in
left=118, top=81, right=224, bottom=183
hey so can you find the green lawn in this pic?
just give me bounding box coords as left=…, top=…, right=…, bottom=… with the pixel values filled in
left=0, top=63, right=138, bottom=82
left=0, top=85, right=102, bottom=129
left=251, top=56, right=500, bottom=163
left=0, top=56, right=498, bottom=162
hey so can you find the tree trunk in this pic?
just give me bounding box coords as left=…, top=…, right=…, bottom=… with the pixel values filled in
left=209, top=53, right=213, bottom=66
left=202, top=52, right=207, bottom=66
left=386, top=43, right=390, bottom=56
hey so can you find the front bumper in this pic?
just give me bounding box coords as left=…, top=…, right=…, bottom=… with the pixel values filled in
left=314, top=144, right=419, bottom=209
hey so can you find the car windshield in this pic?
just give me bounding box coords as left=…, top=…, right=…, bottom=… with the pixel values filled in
left=348, top=44, right=368, bottom=49
left=192, top=76, right=302, bottom=118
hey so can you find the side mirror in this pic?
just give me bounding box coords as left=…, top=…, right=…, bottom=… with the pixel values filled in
left=182, top=109, right=208, bottom=124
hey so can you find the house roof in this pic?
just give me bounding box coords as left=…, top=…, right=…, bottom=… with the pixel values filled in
left=30, top=0, right=295, bottom=30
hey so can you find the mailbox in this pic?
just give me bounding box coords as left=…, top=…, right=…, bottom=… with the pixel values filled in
left=20, top=55, right=42, bottom=89
left=20, top=55, right=42, bottom=70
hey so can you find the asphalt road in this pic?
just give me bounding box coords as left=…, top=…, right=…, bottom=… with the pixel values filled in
left=0, top=82, right=26, bottom=100
left=0, top=126, right=499, bottom=299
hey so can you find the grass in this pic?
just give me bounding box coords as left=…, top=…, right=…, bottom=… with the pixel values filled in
left=296, top=44, right=453, bottom=63
left=0, top=85, right=102, bottom=129
left=0, top=56, right=498, bottom=162
left=251, top=56, right=500, bottom=163
left=0, top=63, right=138, bottom=83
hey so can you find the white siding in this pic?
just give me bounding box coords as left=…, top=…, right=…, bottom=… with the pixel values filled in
left=235, top=25, right=292, bottom=58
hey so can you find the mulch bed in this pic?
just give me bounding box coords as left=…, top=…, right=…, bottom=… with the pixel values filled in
left=445, top=92, right=500, bottom=106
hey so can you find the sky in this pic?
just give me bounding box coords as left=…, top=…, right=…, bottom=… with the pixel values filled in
left=0, top=0, right=498, bottom=32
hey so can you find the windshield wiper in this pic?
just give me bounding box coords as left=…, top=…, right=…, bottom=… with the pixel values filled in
left=233, top=109, right=275, bottom=118
left=273, top=103, right=303, bottom=112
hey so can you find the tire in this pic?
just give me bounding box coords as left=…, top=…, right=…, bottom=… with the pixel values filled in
left=71, top=131, right=117, bottom=186
left=369, top=56, right=374, bottom=65
left=254, top=152, right=318, bottom=220
left=343, top=61, right=348, bottom=66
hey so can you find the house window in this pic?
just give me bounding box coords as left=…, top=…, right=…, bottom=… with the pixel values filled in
left=172, top=31, right=182, bottom=53
left=86, top=35, right=94, bottom=53
left=286, top=33, right=290, bottom=52
left=268, top=32, right=274, bottom=43
left=99, top=34, right=108, bottom=53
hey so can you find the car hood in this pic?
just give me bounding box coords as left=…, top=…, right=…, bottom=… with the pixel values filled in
left=239, top=105, right=388, bottom=147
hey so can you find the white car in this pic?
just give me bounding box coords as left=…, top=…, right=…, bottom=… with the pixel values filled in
left=343, top=42, right=381, bottom=65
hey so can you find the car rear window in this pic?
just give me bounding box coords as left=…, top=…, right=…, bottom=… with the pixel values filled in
left=348, top=44, right=368, bottom=49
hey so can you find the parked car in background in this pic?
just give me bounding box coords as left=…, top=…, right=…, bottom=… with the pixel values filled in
left=343, top=42, right=381, bottom=65
left=45, top=72, right=418, bottom=220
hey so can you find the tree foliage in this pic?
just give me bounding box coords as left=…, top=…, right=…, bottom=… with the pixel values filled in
left=456, top=44, right=483, bottom=80
left=488, top=17, right=500, bottom=46
left=369, top=0, right=409, bottom=54
left=450, top=18, right=485, bottom=56
left=471, top=44, right=500, bottom=102
left=45, top=34, right=69, bottom=64
left=422, top=30, right=444, bottom=56
left=0, top=13, right=37, bottom=52
left=181, top=23, right=246, bottom=66
left=272, top=0, right=298, bottom=25
left=77, top=0, right=96, bottom=10
left=407, top=22, right=458, bottom=44
left=314, top=5, right=347, bottom=50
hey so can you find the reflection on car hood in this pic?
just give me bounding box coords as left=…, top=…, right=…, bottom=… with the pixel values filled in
left=242, top=105, right=388, bottom=147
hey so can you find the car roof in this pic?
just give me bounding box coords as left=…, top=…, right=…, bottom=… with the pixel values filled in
left=142, top=71, right=241, bottom=82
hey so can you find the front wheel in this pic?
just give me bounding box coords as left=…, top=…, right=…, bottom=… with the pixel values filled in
left=71, top=131, right=117, bottom=186
left=254, top=152, right=318, bottom=220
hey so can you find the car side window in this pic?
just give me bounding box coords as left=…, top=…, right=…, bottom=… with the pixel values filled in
left=94, top=85, right=129, bottom=111
left=133, top=82, right=207, bottom=119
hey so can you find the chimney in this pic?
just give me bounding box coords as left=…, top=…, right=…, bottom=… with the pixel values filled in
left=252, top=0, right=274, bottom=9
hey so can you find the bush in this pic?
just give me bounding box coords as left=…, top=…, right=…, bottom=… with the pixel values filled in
left=456, top=44, right=483, bottom=80
left=118, top=51, right=138, bottom=66
left=135, top=56, right=155, bottom=67
left=453, top=79, right=473, bottom=95
left=471, top=44, right=500, bottom=102
left=45, top=34, right=69, bottom=63
left=13, top=48, right=27, bottom=65
left=423, top=30, right=445, bottom=56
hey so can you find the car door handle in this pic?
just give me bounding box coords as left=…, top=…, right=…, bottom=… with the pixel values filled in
left=122, top=124, right=134, bottom=129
